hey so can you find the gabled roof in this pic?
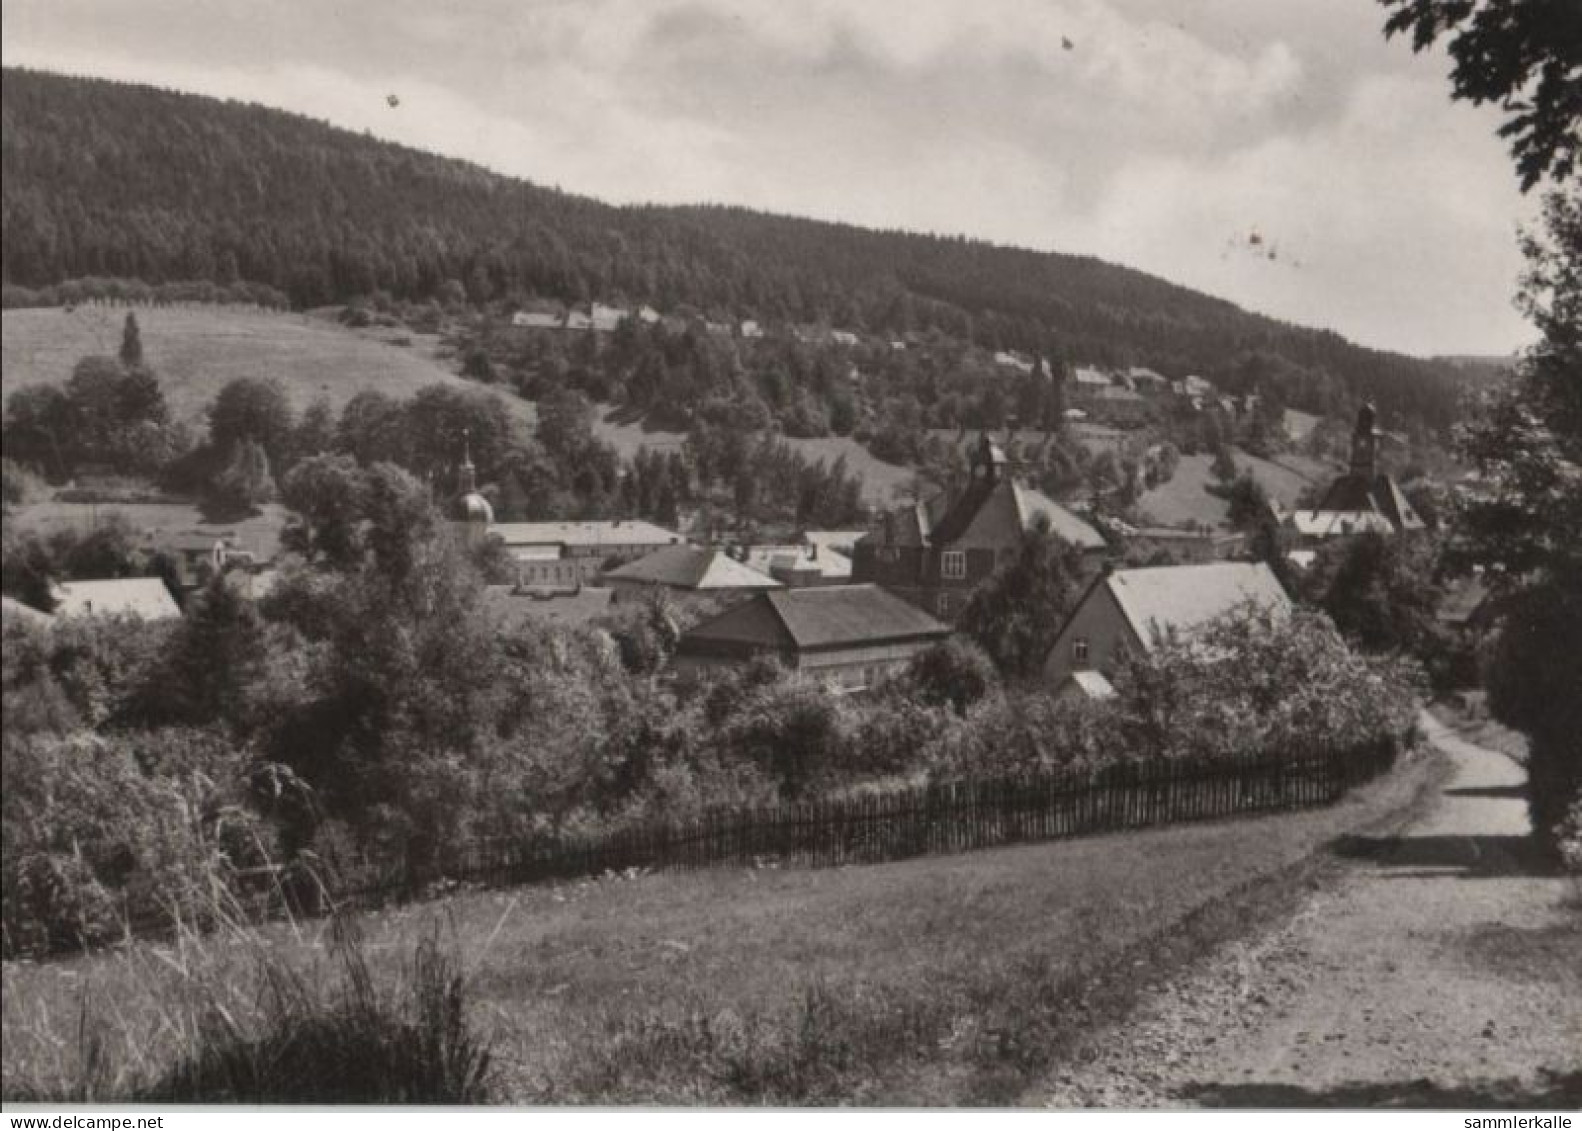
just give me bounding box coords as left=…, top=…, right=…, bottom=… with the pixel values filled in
left=930, top=477, right=1105, bottom=550
left=51, top=578, right=181, bottom=621
left=490, top=520, right=683, bottom=549
left=1311, top=473, right=1424, bottom=533
left=604, top=545, right=782, bottom=591
left=680, top=584, right=949, bottom=653
left=1104, top=562, right=1291, bottom=650
left=1073, top=366, right=1112, bottom=386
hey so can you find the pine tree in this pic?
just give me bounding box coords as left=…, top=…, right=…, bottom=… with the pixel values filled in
left=119, top=312, right=144, bottom=370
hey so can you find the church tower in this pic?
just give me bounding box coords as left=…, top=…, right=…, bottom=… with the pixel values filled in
left=1349, top=402, right=1378, bottom=480
left=448, top=431, right=493, bottom=546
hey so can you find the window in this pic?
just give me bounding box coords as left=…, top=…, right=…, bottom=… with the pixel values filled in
left=941, top=550, right=967, bottom=580
left=881, top=546, right=899, bottom=563
left=936, top=592, right=955, bottom=617
left=1073, top=637, right=1091, bottom=664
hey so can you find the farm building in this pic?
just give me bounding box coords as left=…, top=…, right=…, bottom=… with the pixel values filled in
left=1042, top=561, right=1292, bottom=695
left=673, top=584, right=950, bottom=693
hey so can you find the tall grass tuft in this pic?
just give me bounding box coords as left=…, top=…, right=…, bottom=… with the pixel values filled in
left=139, top=918, right=492, bottom=1103
left=3, top=912, right=493, bottom=1104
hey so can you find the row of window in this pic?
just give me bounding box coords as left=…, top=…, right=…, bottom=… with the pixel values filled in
left=875, top=547, right=968, bottom=579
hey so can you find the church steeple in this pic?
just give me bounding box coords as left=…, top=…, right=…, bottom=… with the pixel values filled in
left=1349, top=403, right=1378, bottom=480
left=449, top=428, right=493, bottom=538
left=458, top=428, right=478, bottom=495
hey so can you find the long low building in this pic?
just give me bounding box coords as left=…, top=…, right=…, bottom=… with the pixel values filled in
left=487, top=519, right=685, bottom=583
left=674, top=584, right=952, bottom=693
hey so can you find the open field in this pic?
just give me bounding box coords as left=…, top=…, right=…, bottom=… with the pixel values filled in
left=1136, top=449, right=1327, bottom=529
left=6, top=499, right=290, bottom=562
left=1, top=305, right=532, bottom=429
left=2, top=743, right=1439, bottom=1104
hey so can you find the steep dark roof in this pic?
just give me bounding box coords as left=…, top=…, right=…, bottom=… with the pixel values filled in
left=929, top=478, right=1106, bottom=550
left=679, top=584, right=950, bottom=653
left=1312, top=473, right=1425, bottom=533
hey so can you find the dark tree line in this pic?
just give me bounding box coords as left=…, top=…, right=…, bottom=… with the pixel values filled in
left=2, top=67, right=1468, bottom=434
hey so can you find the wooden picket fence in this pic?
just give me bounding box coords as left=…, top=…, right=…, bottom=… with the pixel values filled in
left=331, top=737, right=1399, bottom=909
left=8, top=738, right=1398, bottom=957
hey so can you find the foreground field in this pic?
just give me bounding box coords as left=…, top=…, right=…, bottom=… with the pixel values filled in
left=1, top=305, right=532, bottom=428
left=3, top=740, right=1439, bottom=1105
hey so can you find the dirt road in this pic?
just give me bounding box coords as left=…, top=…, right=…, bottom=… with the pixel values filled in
left=1044, top=712, right=1582, bottom=1109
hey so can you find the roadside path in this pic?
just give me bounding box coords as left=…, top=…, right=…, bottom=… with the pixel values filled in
left=1043, top=711, right=1582, bottom=1108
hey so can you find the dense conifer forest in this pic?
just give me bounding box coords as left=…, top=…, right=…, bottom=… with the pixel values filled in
left=2, top=68, right=1470, bottom=432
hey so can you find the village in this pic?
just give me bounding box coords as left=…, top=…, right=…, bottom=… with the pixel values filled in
left=1, top=0, right=1577, bottom=1110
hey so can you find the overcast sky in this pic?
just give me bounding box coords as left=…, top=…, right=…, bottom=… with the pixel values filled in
left=2, top=0, right=1540, bottom=357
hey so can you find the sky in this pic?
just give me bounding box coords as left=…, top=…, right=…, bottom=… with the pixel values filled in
left=1, top=0, right=1542, bottom=358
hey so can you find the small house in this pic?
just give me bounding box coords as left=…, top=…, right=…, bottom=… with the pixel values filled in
left=1042, top=561, right=1291, bottom=691
left=674, top=584, right=951, bottom=693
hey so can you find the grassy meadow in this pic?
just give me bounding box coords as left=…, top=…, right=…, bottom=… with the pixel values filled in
left=0, top=305, right=532, bottom=429
left=1136, top=449, right=1331, bottom=529
left=2, top=744, right=1437, bottom=1105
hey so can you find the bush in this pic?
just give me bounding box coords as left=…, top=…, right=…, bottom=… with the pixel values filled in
left=904, top=638, right=998, bottom=714
left=0, top=728, right=273, bottom=956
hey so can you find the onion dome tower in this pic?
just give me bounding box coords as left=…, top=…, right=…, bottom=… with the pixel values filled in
left=449, top=431, right=493, bottom=544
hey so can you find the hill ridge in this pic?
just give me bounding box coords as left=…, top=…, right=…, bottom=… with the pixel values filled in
left=2, top=66, right=1463, bottom=431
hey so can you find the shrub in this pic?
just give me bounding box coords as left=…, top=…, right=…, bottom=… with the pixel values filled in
left=0, top=728, right=271, bottom=956
left=904, top=638, right=998, bottom=714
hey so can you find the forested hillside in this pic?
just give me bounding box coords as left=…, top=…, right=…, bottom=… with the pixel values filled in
left=1, top=67, right=1463, bottom=431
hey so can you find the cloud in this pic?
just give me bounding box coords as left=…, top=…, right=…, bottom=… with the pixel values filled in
left=0, top=0, right=1537, bottom=355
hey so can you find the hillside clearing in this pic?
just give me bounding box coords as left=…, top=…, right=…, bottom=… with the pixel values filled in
left=1137, top=449, right=1328, bottom=529
left=591, top=412, right=913, bottom=508
left=2, top=743, right=1438, bottom=1104
left=1, top=305, right=531, bottom=428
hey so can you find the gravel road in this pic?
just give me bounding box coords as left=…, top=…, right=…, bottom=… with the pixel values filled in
left=1043, top=711, right=1582, bottom=1109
